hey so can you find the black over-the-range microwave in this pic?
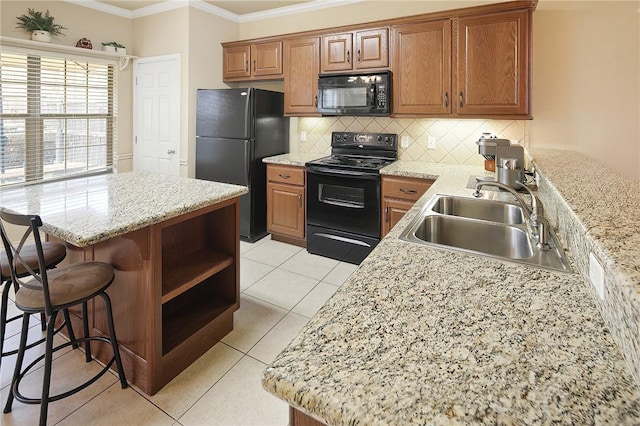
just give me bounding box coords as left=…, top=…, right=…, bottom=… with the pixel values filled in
left=317, top=71, right=391, bottom=116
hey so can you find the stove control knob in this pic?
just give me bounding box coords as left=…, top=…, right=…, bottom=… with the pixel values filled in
left=377, top=135, right=382, bottom=142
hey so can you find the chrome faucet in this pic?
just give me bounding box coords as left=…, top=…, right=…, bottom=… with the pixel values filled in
left=472, top=180, right=550, bottom=249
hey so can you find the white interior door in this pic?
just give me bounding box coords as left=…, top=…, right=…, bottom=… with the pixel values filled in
left=133, top=55, right=180, bottom=175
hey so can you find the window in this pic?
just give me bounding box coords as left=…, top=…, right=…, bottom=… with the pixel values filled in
left=0, top=49, right=116, bottom=186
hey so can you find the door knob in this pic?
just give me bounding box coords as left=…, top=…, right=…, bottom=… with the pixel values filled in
left=167, top=149, right=176, bottom=155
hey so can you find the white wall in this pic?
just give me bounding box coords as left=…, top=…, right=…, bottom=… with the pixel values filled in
left=531, top=1, right=639, bottom=180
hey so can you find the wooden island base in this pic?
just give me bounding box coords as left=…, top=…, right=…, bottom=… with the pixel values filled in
left=50, top=197, right=241, bottom=395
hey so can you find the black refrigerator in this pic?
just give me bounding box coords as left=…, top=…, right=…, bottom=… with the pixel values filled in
left=195, top=88, right=289, bottom=242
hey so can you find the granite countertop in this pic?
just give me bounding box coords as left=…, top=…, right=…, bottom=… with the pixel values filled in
left=263, top=152, right=326, bottom=167
left=0, top=171, right=248, bottom=247
left=262, top=157, right=640, bottom=424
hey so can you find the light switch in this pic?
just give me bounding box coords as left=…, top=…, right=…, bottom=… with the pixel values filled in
left=300, top=131, right=307, bottom=142
left=427, top=136, right=436, bottom=150
left=400, top=135, right=410, bottom=148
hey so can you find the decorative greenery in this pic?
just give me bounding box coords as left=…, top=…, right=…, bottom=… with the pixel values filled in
left=16, top=8, right=66, bottom=36
left=102, top=41, right=126, bottom=49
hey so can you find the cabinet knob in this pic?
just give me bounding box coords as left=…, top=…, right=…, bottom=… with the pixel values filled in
left=298, top=193, right=302, bottom=208
left=384, top=206, right=389, bottom=222
left=444, top=92, right=449, bottom=108
left=245, top=60, right=248, bottom=72
left=357, top=49, right=361, bottom=62
left=347, top=50, right=350, bottom=64
left=459, top=92, right=464, bottom=108
left=253, top=59, right=256, bottom=71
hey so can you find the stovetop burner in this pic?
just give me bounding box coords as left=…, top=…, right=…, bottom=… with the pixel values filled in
left=306, top=132, right=398, bottom=173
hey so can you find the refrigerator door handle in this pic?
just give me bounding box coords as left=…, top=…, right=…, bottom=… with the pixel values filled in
left=244, top=140, right=251, bottom=185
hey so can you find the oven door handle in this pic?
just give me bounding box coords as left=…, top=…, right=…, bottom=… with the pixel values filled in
left=314, top=233, right=372, bottom=247
left=306, top=167, right=379, bottom=180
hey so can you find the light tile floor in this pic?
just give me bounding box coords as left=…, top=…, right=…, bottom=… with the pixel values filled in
left=0, top=236, right=357, bottom=425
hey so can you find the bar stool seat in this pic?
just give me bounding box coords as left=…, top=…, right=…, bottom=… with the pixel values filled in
left=0, top=241, right=69, bottom=371
left=16, top=262, right=114, bottom=311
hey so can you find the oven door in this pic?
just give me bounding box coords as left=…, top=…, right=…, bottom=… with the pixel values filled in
left=306, top=166, right=380, bottom=237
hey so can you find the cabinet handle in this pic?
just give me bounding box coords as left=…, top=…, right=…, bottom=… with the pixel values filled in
left=357, top=49, right=361, bottom=62
left=385, top=206, right=389, bottom=223
left=298, top=193, right=302, bottom=208
left=444, top=92, right=449, bottom=108
left=459, top=92, right=464, bottom=108
left=400, top=188, right=417, bottom=194
left=253, top=59, right=256, bottom=71
left=347, top=50, right=350, bottom=64
left=279, top=174, right=290, bottom=179
left=245, top=60, right=248, bottom=71
left=315, top=95, right=318, bottom=107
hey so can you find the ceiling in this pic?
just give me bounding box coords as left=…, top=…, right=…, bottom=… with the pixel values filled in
left=99, top=1, right=313, bottom=15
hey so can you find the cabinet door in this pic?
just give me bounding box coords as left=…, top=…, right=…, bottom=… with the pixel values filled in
left=284, top=37, right=320, bottom=115
left=267, top=182, right=305, bottom=239
left=355, top=28, right=389, bottom=69
left=223, top=45, right=251, bottom=80
left=382, top=198, right=415, bottom=237
left=321, top=33, right=353, bottom=73
left=392, top=20, right=451, bottom=115
left=251, top=41, right=283, bottom=77
left=456, top=10, right=529, bottom=115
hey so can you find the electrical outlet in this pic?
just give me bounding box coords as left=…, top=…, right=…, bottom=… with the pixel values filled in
left=589, top=252, right=605, bottom=300
left=400, top=135, right=410, bottom=148
left=300, top=131, right=307, bottom=142
left=427, top=136, right=436, bottom=150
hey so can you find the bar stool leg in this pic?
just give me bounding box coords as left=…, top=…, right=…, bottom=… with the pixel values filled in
left=3, top=312, right=30, bottom=414
left=38, top=311, right=58, bottom=426
left=81, top=302, right=91, bottom=362
left=39, top=313, right=46, bottom=332
left=0, top=281, right=11, bottom=371
left=62, top=309, right=79, bottom=350
left=100, top=293, right=127, bottom=389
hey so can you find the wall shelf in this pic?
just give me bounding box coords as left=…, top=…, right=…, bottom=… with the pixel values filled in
left=0, top=36, right=138, bottom=70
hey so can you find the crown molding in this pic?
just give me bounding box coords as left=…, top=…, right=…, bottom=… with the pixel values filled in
left=189, top=0, right=240, bottom=22
left=65, top=0, right=367, bottom=22
left=65, top=0, right=134, bottom=18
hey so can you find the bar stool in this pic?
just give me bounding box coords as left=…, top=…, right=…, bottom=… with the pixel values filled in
left=0, top=241, right=71, bottom=372
left=0, top=211, right=127, bottom=426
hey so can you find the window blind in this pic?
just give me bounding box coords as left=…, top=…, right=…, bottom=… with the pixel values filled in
left=0, top=49, right=117, bottom=186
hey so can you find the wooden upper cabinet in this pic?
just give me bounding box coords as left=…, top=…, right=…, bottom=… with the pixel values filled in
left=223, top=41, right=283, bottom=81
left=252, top=41, right=283, bottom=77
left=320, top=28, right=388, bottom=73
left=392, top=20, right=452, bottom=115
left=223, top=45, right=251, bottom=80
left=284, top=37, right=320, bottom=115
left=355, top=28, right=389, bottom=69
left=456, top=10, right=530, bottom=116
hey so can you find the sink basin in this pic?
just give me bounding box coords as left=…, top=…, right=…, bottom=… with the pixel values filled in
left=430, top=195, right=524, bottom=224
left=399, top=194, right=572, bottom=273
left=413, top=215, right=533, bottom=259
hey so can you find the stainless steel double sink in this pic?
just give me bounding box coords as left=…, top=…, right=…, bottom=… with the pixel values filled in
left=399, top=194, right=572, bottom=272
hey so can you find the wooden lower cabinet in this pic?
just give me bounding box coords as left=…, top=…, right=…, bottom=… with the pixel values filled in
left=267, top=164, right=306, bottom=246
left=290, top=407, right=327, bottom=426
left=381, top=175, right=433, bottom=237
left=51, top=198, right=241, bottom=395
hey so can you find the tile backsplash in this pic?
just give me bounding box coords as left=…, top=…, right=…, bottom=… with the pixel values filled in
left=291, top=117, right=529, bottom=166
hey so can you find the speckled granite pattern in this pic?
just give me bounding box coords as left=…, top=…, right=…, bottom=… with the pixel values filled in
left=262, top=160, right=640, bottom=424
left=262, top=153, right=326, bottom=167
left=0, top=171, right=247, bottom=247
left=530, top=149, right=640, bottom=386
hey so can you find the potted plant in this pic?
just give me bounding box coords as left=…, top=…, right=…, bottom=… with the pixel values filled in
left=16, top=8, right=66, bottom=43
left=102, top=41, right=127, bottom=56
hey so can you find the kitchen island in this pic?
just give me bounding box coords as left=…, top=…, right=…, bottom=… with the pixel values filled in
left=262, top=155, right=640, bottom=424
left=0, top=171, right=248, bottom=395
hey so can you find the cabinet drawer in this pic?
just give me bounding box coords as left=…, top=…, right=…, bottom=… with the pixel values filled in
left=382, top=176, right=432, bottom=201
left=267, top=165, right=305, bottom=186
